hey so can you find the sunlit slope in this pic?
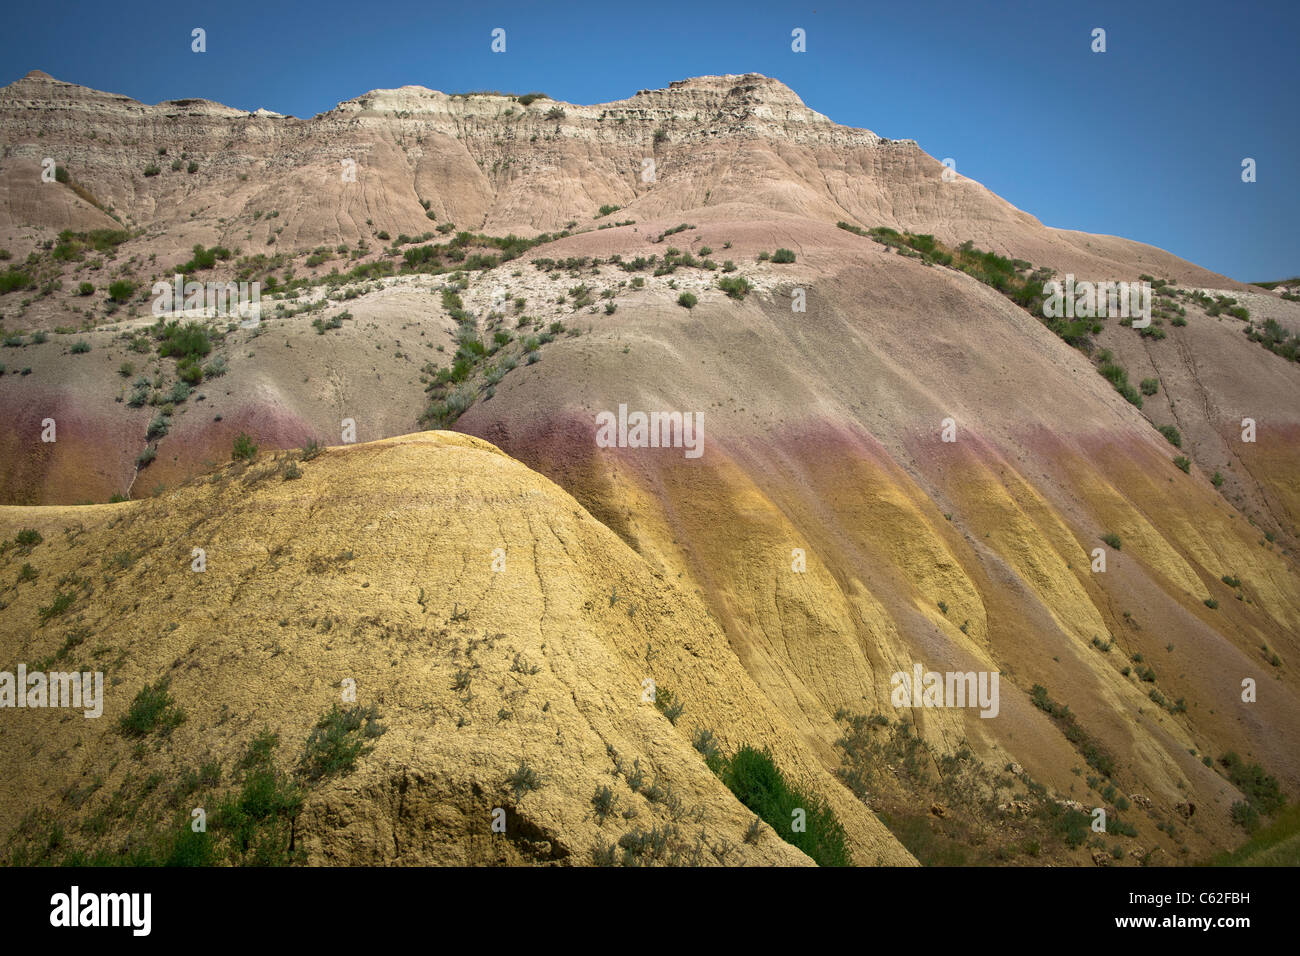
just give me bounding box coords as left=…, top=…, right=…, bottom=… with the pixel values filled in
left=460, top=247, right=1300, bottom=859
left=0, top=431, right=915, bottom=865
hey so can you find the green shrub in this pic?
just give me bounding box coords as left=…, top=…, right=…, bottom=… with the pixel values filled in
left=177, top=357, right=203, bottom=385
left=507, top=759, right=543, bottom=799
left=591, top=785, right=618, bottom=823
left=15, top=528, right=43, bottom=547
left=719, top=746, right=850, bottom=866
left=118, top=678, right=186, bottom=738
left=1139, top=378, right=1159, bottom=396
left=297, top=704, right=386, bottom=782
left=717, top=275, right=751, bottom=299
left=146, top=413, right=170, bottom=440
left=1157, top=425, right=1181, bottom=447
left=78, top=282, right=94, bottom=296
left=214, top=731, right=303, bottom=866
left=771, top=248, right=796, bottom=263
left=69, top=340, right=90, bottom=354
left=108, top=279, right=135, bottom=302
left=232, top=432, right=257, bottom=462
left=692, top=728, right=724, bottom=774
left=676, top=292, right=697, bottom=309
left=1219, top=752, right=1285, bottom=816
left=1101, top=532, right=1121, bottom=550
left=1230, top=800, right=1260, bottom=832
left=1174, top=456, right=1191, bottom=473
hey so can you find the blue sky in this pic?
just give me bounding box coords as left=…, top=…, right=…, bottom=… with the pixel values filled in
left=3, top=0, right=1296, bottom=281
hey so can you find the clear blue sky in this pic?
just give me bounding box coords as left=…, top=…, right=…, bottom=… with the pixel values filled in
left=3, top=0, right=1296, bottom=281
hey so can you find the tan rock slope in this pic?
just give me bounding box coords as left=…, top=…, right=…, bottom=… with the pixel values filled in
left=0, top=432, right=916, bottom=865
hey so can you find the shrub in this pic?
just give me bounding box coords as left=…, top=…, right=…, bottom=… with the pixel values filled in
left=69, top=340, right=90, bottom=354
left=1101, top=533, right=1121, bottom=550
left=693, top=728, right=724, bottom=774
left=78, top=282, right=94, bottom=296
left=591, top=785, right=618, bottom=823
left=108, top=280, right=135, bottom=302
left=720, top=746, right=851, bottom=866
left=1156, top=425, right=1181, bottom=447
left=143, top=164, right=161, bottom=177
left=232, top=432, right=257, bottom=462
left=653, top=687, right=685, bottom=725
left=214, top=732, right=303, bottom=865
left=1174, top=456, right=1191, bottom=473
left=118, top=679, right=186, bottom=737
left=15, top=529, right=43, bottom=547
left=1230, top=800, right=1260, bottom=832
left=771, top=248, right=796, bottom=263
left=1204, top=597, right=1219, bottom=609
left=1212, top=471, right=1225, bottom=488
left=507, top=760, right=543, bottom=799
left=717, top=275, right=752, bottom=299
left=1219, top=752, right=1285, bottom=816
left=177, top=357, right=203, bottom=385
left=146, top=413, right=170, bottom=440
left=157, top=321, right=211, bottom=360
left=676, top=292, right=698, bottom=309
left=297, top=704, right=386, bottom=782
left=1139, top=378, right=1159, bottom=395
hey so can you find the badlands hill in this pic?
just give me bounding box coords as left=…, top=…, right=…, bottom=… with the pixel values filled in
left=0, top=71, right=1298, bottom=866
